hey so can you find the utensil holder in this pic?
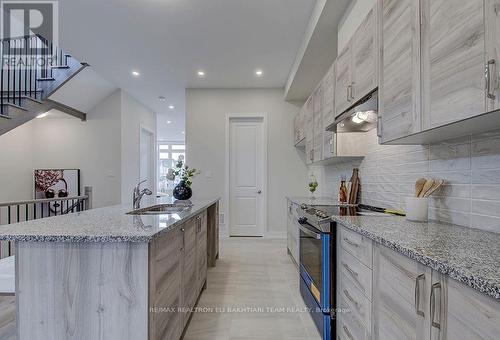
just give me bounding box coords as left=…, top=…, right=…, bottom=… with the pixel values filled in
left=405, top=197, right=428, bottom=222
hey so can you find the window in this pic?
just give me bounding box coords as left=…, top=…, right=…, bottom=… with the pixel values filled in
left=157, top=142, right=185, bottom=195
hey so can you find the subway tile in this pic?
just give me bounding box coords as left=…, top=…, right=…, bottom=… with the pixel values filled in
left=470, top=214, right=500, bottom=233
left=429, top=197, right=470, bottom=212
left=471, top=169, right=500, bottom=184
left=429, top=208, right=470, bottom=227
left=471, top=185, right=500, bottom=200
left=471, top=199, right=500, bottom=218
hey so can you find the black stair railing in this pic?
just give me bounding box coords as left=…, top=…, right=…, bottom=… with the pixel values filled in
left=0, top=34, right=69, bottom=116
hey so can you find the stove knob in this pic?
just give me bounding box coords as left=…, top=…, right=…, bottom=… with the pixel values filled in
left=298, top=217, right=307, bottom=225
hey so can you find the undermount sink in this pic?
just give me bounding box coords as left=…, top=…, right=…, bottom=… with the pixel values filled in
left=127, top=203, right=193, bottom=215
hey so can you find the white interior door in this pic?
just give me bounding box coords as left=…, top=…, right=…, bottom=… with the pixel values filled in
left=140, top=127, right=155, bottom=199
left=229, top=117, right=265, bottom=237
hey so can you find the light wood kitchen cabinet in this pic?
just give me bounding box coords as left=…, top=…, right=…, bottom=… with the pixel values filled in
left=323, top=63, right=336, bottom=160
left=313, top=85, right=324, bottom=162
left=149, top=224, right=183, bottom=340
left=335, top=42, right=353, bottom=116
left=286, top=200, right=299, bottom=265
left=421, top=0, right=486, bottom=129
left=373, top=244, right=431, bottom=340
left=207, top=202, right=219, bottom=267
left=351, top=6, right=377, bottom=102
left=196, top=211, right=208, bottom=293
left=486, top=0, right=500, bottom=112
left=181, top=216, right=198, bottom=329
left=294, top=107, right=305, bottom=146
left=304, top=96, right=314, bottom=164
left=378, top=0, right=421, bottom=143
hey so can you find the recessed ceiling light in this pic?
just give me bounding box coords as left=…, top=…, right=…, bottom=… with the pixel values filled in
left=36, top=112, right=49, bottom=119
left=197, top=70, right=205, bottom=77
left=169, top=105, right=175, bottom=110
left=167, top=120, right=172, bottom=124
left=158, top=96, right=166, bottom=101
left=181, top=131, right=185, bottom=135
left=131, top=70, right=140, bottom=77
left=255, top=70, right=263, bottom=77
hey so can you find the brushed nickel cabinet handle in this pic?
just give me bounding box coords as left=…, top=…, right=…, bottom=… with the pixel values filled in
left=181, top=227, right=185, bottom=249
left=343, top=325, right=354, bottom=340
left=414, top=274, right=425, bottom=317
left=486, top=59, right=497, bottom=100
left=377, top=117, right=382, bottom=138
left=350, top=82, right=355, bottom=100
left=342, top=262, right=359, bottom=278
left=347, top=85, right=352, bottom=102
left=343, top=289, right=359, bottom=309
left=430, top=282, right=441, bottom=329
left=343, top=237, right=360, bottom=248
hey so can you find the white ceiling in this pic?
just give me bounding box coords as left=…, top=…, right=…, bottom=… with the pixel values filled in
left=56, top=0, right=316, bottom=138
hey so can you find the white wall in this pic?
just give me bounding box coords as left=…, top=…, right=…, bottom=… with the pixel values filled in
left=0, top=89, right=156, bottom=209
left=121, top=91, right=157, bottom=204
left=186, top=88, right=308, bottom=235
left=32, top=90, right=123, bottom=208
left=0, top=122, right=35, bottom=202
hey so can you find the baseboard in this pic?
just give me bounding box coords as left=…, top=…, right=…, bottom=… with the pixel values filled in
left=263, top=231, right=286, bottom=239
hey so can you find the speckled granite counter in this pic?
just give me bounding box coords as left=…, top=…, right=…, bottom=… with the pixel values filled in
left=287, top=196, right=341, bottom=206
left=333, top=215, right=500, bottom=300
left=0, top=197, right=220, bottom=243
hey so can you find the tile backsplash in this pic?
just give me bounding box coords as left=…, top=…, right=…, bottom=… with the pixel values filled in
left=311, top=129, right=500, bottom=233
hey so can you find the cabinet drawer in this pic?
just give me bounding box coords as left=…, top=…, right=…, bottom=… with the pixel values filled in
left=339, top=247, right=372, bottom=301
left=339, top=271, right=372, bottom=330
left=340, top=227, right=373, bottom=269
left=338, top=300, right=369, bottom=340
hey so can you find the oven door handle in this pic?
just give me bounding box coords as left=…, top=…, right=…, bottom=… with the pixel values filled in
left=298, top=224, right=322, bottom=240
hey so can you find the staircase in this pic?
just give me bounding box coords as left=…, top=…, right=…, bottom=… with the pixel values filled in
left=0, top=35, right=88, bottom=135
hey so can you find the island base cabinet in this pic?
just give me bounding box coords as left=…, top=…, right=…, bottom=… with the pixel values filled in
left=16, top=242, right=149, bottom=340
left=149, top=225, right=183, bottom=340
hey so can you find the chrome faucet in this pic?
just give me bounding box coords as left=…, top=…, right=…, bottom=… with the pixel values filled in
left=133, top=180, right=153, bottom=209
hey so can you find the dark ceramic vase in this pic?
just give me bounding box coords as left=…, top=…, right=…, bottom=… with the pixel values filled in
left=173, top=180, right=192, bottom=200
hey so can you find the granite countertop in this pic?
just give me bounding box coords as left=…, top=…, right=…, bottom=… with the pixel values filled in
left=287, top=196, right=341, bottom=206
left=333, top=215, right=500, bottom=300
left=0, top=197, right=220, bottom=243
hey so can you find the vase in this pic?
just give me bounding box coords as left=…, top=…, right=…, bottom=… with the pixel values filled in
left=173, top=180, right=192, bottom=200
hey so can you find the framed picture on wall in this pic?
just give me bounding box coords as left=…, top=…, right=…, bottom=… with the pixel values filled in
left=34, top=169, right=81, bottom=214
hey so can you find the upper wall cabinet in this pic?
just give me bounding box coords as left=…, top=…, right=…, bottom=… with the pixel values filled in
left=379, top=0, right=500, bottom=144
left=378, top=0, right=421, bottom=143
left=421, top=0, right=485, bottom=129
left=335, top=6, right=378, bottom=117
left=294, top=107, right=305, bottom=146
left=352, top=7, right=378, bottom=102
left=486, top=0, right=500, bottom=112
left=304, top=96, right=314, bottom=165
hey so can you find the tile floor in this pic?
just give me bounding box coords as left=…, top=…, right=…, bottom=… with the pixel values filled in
left=183, top=237, right=321, bottom=340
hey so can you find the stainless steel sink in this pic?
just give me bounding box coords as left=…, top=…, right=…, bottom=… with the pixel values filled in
left=127, top=203, right=193, bottom=215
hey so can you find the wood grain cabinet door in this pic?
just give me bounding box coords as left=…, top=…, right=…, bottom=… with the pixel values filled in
left=373, top=244, right=431, bottom=340
left=421, top=0, right=486, bottom=129
left=352, top=6, right=378, bottom=102
left=197, top=211, right=208, bottom=293
left=149, top=226, right=182, bottom=340
left=486, top=0, right=500, bottom=111
left=335, top=42, right=353, bottom=116
left=181, top=217, right=198, bottom=329
left=313, top=85, right=324, bottom=162
left=378, top=0, right=422, bottom=143
left=304, top=96, right=314, bottom=164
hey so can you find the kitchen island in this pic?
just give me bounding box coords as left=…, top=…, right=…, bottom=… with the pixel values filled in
left=0, top=197, right=220, bottom=340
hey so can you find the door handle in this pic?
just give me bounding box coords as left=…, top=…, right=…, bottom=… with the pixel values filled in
left=486, top=59, right=497, bottom=100
left=430, top=282, right=442, bottom=329
left=414, top=274, right=425, bottom=317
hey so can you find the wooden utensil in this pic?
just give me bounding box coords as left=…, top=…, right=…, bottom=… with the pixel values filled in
left=348, top=169, right=360, bottom=204
left=423, top=179, right=444, bottom=197
left=419, top=179, right=435, bottom=198
left=415, top=178, right=427, bottom=197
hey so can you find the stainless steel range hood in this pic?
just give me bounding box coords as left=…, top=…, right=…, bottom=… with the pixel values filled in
left=326, top=90, right=378, bottom=133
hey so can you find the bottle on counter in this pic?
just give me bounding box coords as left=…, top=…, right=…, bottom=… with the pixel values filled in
left=339, top=176, right=348, bottom=203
